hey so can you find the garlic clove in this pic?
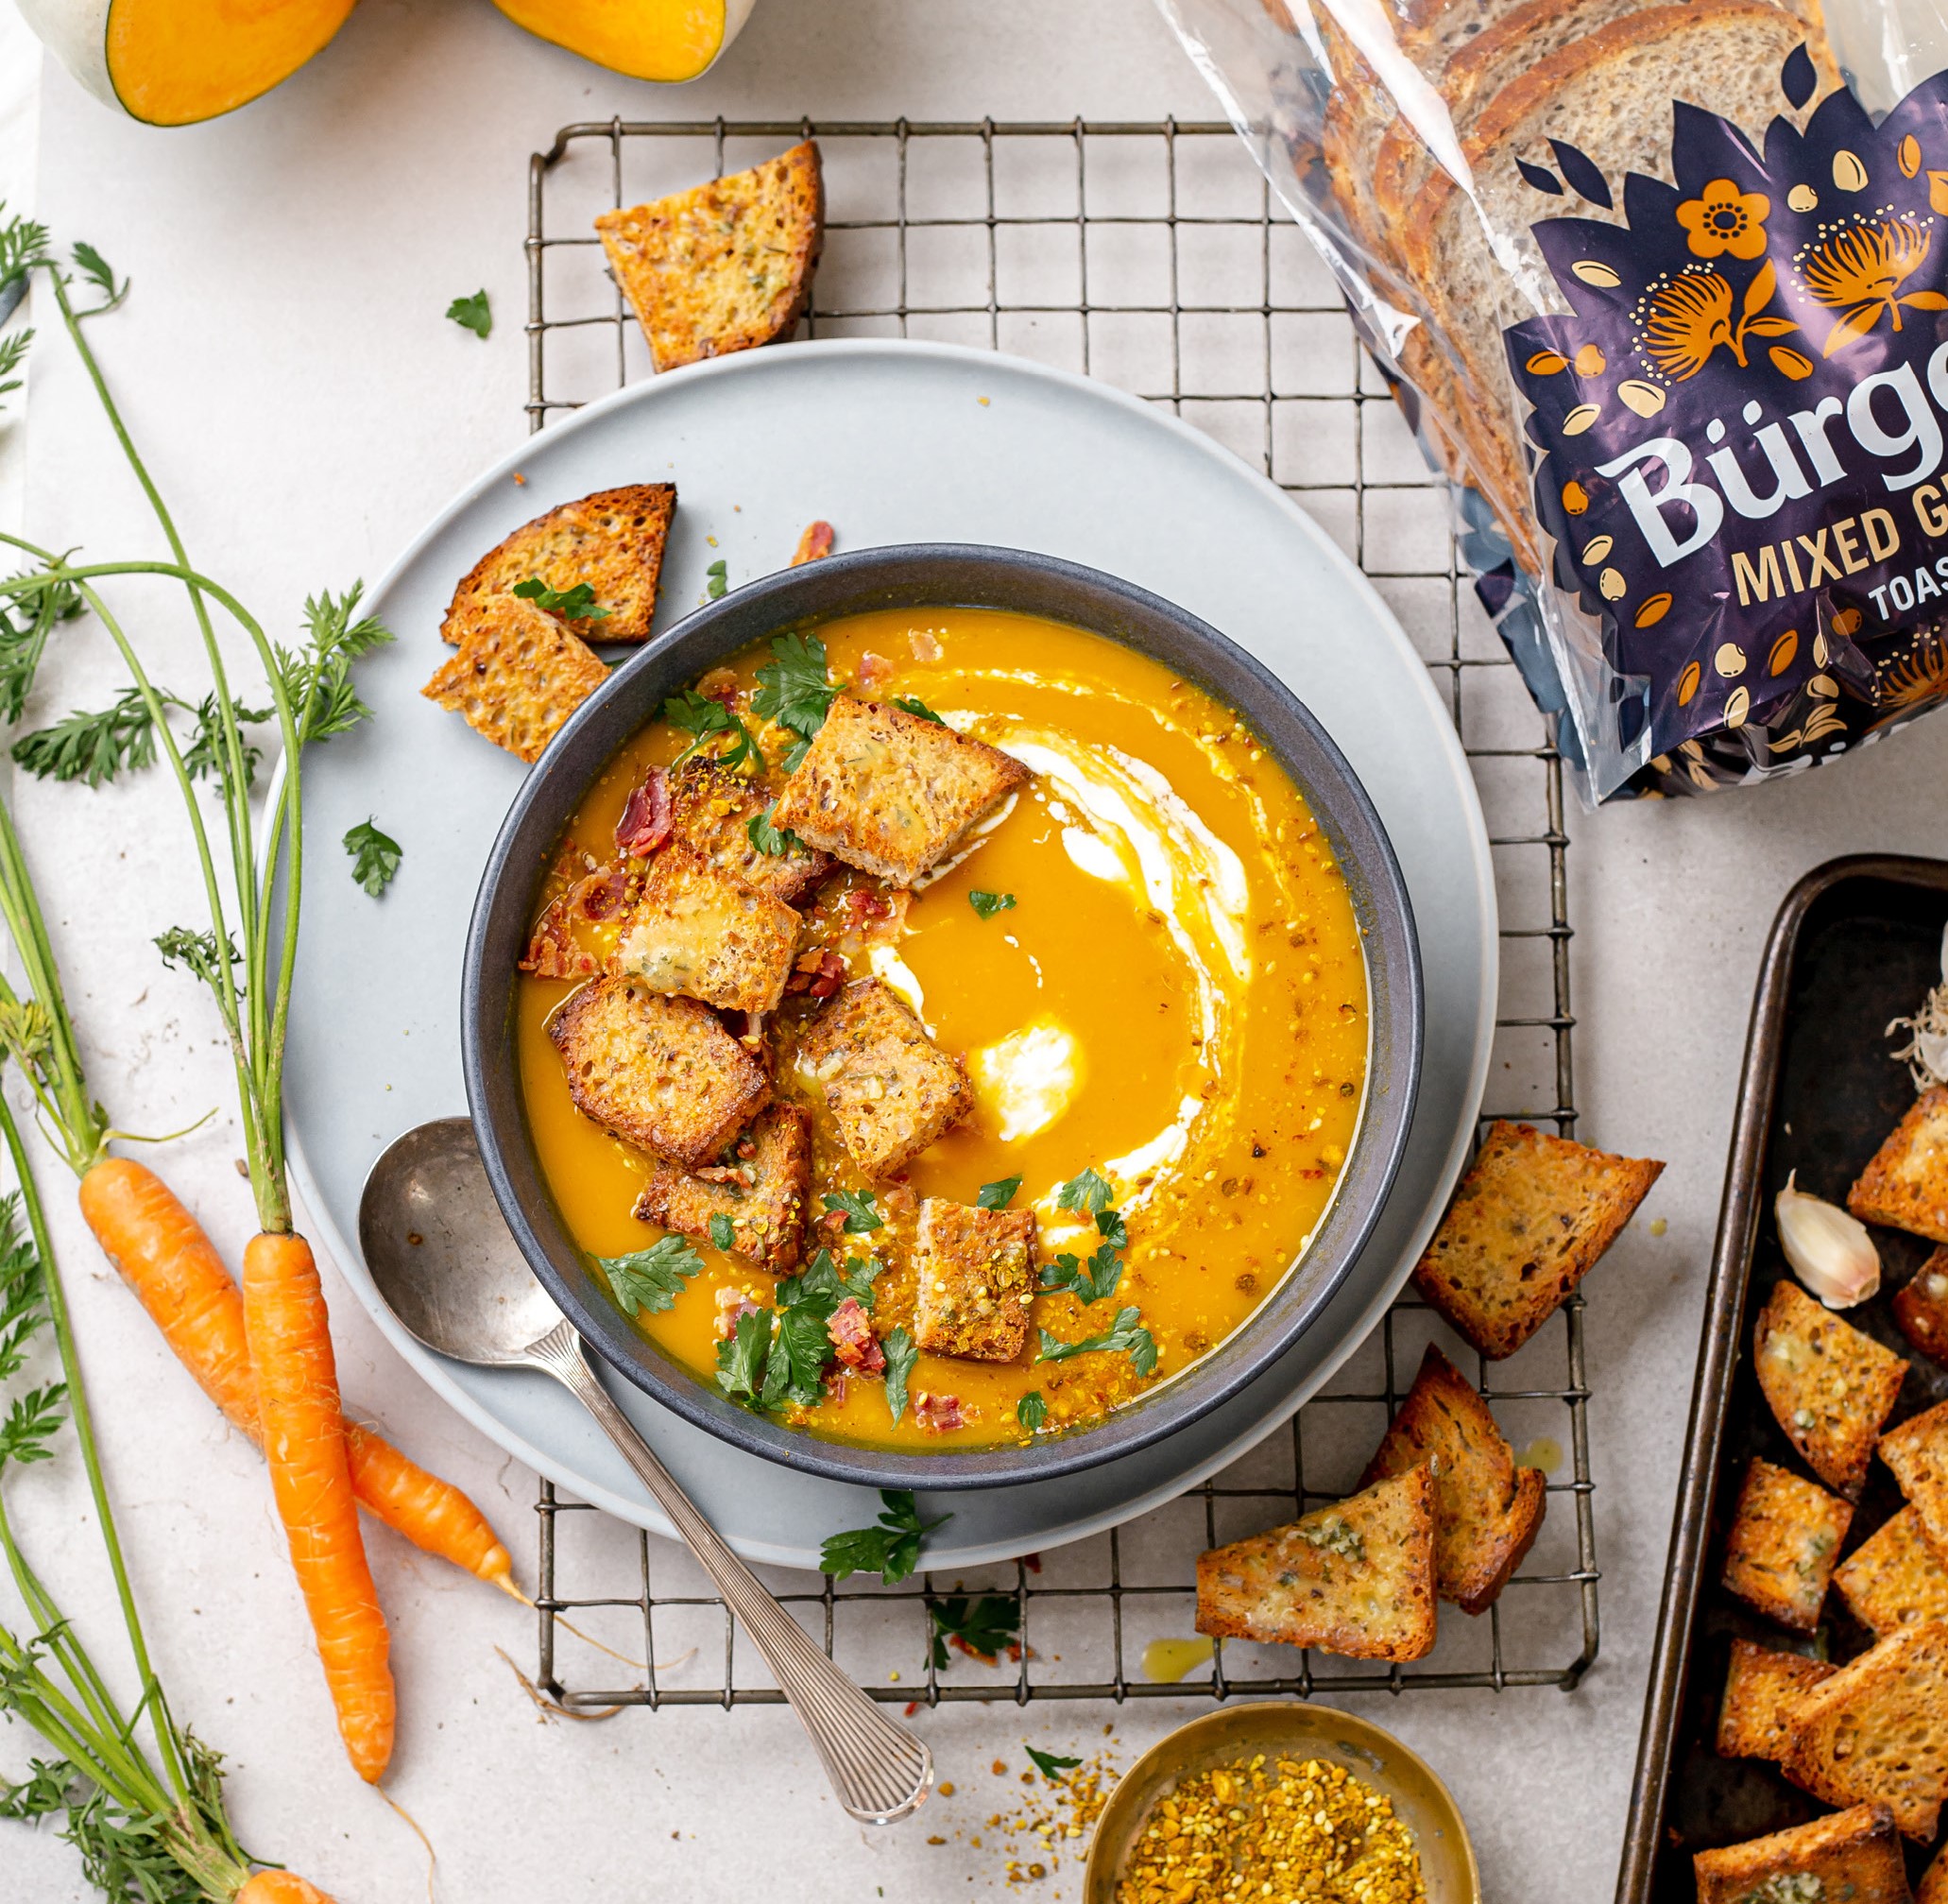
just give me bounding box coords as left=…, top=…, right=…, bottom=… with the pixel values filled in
left=1775, top=1171, right=1880, bottom=1308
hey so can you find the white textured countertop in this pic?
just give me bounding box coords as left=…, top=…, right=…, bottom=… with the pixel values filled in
left=5, top=4, right=1948, bottom=1900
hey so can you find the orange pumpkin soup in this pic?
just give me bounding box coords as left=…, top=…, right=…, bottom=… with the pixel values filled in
left=516, top=606, right=1367, bottom=1450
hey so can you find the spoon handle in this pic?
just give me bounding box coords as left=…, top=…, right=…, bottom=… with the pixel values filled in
left=529, top=1319, right=933, bottom=1825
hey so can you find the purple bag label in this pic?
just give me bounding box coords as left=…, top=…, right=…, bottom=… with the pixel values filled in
left=1509, top=63, right=1948, bottom=760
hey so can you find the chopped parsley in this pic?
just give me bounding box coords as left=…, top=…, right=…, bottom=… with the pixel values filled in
left=967, top=890, right=1016, bottom=919
left=1038, top=1243, right=1123, bottom=1306
left=1017, top=1391, right=1048, bottom=1432
left=752, top=629, right=839, bottom=755
left=596, top=1236, right=705, bottom=1317
left=715, top=1307, right=769, bottom=1400
left=1095, top=1207, right=1129, bottom=1250
left=706, top=558, right=728, bottom=599
left=823, top=1188, right=882, bottom=1235
left=708, top=1212, right=736, bottom=1251
left=785, top=1247, right=883, bottom=1312
left=1055, top=1167, right=1114, bottom=1216
left=512, top=575, right=609, bottom=621
left=1295, top=1515, right=1364, bottom=1562
left=760, top=1303, right=833, bottom=1411
left=1026, top=1746, right=1081, bottom=1778
left=445, top=288, right=491, bottom=338
left=341, top=818, right=402, bottom=897
left=930, top=1594, right=1019, bottom=1668
left=891, top=694, right=945, bottom=724
left=661, top=685, right=762, bottom=772
left=882, top=1326, right=917, bottom=1425
left=977, top=1175, right=1023, bottom=1210
left=747, top=803, right=804, bottom=856
left=1035, top=1306, right=1158, bottom=1375
left=819, top=1488, right=949, bottom=1585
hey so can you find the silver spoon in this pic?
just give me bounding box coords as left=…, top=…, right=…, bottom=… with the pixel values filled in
left=357, top=1116, right=933, bottom=1826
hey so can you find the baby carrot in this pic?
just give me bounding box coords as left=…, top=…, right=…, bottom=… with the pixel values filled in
left=343, top=1420, right=516, bottom=1599
left=236, top=1873, right=340, bottom=1904
left=243, top=1229, right=394, bottom=1784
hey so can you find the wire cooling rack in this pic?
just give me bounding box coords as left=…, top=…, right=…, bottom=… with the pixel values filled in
left=521, top=117, right=1593, bottom=1709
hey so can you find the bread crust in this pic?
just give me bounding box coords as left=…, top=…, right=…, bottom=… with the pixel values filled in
left=1693, top=1803, right=1911, bottom=1904
left=1894, top=1248, right=1948, bottom=1365
left=1716, top=1638, right=1837, bottom=1761
left=1878, top=1398, right=1948, bottom=1562
left=1834, top=1506, right=1948, bottom=1638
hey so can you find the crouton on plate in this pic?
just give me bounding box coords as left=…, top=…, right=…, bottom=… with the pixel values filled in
left=1409, top=1121, right=1665, bottom=1359
left=633, top=1103, right=812, bottom=1274
left=607, top=843, right=802, bottom=1017
left=1357, top=1342, right=1546, bottom=1614
left=1835, top=1506, right=1948, bottom=1638
left=1878, top=1398, right=1948, bottom=1558
left=1895, top=1248, right=1948, bottom=1365
left=1850, top=1085, right=1948, bottom=1244
left=668, top=760, right=830, bottom=902
left=594, top=142, right=824, bottom=373
left=439, top=483, right=675, bottom=645
left=1716, top=1638, right=1837, bottom=1762
left=912, top=1198, right=1037, bottom=1363
left=1721, top=1457, right=1853, bottom=1632
left=769, top=695, right=1032, bottom=887
left=1692, top=1803, right=1911, bottom=1904
left=548, top=977, right=770, bottom=1170
left=1754, top=1278, right=1909, bottom=1498
left=795, top=978, right=973, bottom=1178
left=1784, top=1618, right=1948, bottom=1840
left=422, top=593, right=610, bottom=763
left=1194, top=1466, right=1437, bottom=1662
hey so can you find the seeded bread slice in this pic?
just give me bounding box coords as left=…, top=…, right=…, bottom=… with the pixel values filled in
left=632, top=1102, right=812, bottom=1275
left=1784, top=1618, right=1948, bottom=1840
left=1410, top=1121, right=1664, bottom=1359
left=912, top=1198, right=1037, bottom=1363
left=607, top=843, right=802, bottom=1017
left=439, top=484, right=675, bottom=645
left=422, top=594, right=609, bottom=764
left=1895, top=1249, right=1948, bottom=1366
left=595, top=142, right=824, bottom=373
left=667, top=761, right=830, bottom=903
left=1754, top=1279, right=1910, bottom=1498
left=1358, top=1343, right=1546, bottom=1613
left=1716, top=1638, right=1837, bottom=1762
left=1879, top=1398, right=1948, bottom=1561
left=1851, top=1088, right=1948, bottom=1245
left=1194, top=1465, right=1438, bottom=1662
left=1835, top=1507, right=1948, bottom=1638
left=1693, top=1804, right=1911, bottom=1904
left=1721, top=1456, right=1853, bottom=1632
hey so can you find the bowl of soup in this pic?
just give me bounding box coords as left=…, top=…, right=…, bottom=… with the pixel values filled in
left=462, top=544, right=1421, bottom=1488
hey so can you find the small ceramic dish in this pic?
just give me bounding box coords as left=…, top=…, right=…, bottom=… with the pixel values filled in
left=1083, top=1701, right=1480, bottom=1904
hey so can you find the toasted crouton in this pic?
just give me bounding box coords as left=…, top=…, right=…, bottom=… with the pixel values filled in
left=1785, top=1619, right=1948, bottom=1839
left=912, top=1199, right=1037, bottom=1363
left=548, top=977, right=770, bottom=1170
left=594, top=142, right=824, bottom=373
left=1693, top=1804, right=1911, bottom=1904
left=1357, top=1343, right=1546, bottom=1614
left=1895, top=1248, right=1948, bottom=1365
left=1717, top=1638, right=1838, bottom=1762
left=668, top=761, right=830, bottom=902
left=1754, top=1280, right=1910, bottom=1498
left=1835, top=1507, right=1948, bottom=1638
left=1922, top=1844, right=1947, bottom=1904
left=632, top=1103, right=812, bottom=1273
left=769, top=695, right=1031, bottom=887
left=422, top=594, right=610, bottom=764
left=440, top=484, right=675, bottom=645
left=795, top=978, right=973, bottom=1178
left=607, top=843, right=801, bottom=1017
left=1850, top=1086, right=1948, bottom=1244
left=1879, top=1398, right=1948, bottom=1558
left=1721, top=1457, right=1854, bottom=1632
left=1194, top=1467, right=1436, bottom=1662
left=1409, top=1122, right=1665, bottom=1360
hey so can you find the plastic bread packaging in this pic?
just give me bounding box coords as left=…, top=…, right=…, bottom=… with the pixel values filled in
left=1158, top=0, right=1948, bottom=800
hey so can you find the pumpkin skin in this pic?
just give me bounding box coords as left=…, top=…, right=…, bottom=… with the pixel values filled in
left=487, top=0, right=759, bottom=83
left=19, top=0, right=358, bottom=127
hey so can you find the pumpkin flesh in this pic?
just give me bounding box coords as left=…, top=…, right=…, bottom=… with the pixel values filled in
left=487, top=0, right=727, bottom=84
left=105, top=0, right=358, bottom=127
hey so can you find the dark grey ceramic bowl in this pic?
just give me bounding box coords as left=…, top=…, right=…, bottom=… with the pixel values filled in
left=462, top=544, right=1421, bottom=1490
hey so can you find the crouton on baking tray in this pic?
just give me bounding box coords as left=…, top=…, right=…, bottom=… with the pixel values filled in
left=1878, top=1397, right=1948, bottom=1559
left=1720, top=1457, right=1853, bottom=1633
left=1834, top=1506, right=1948, bottom=1638
left=1716, top=1638, right=1837, bottom=1763
left=1693, top=1805, right=1911, bottom=1904
left=1850, top=1085, right=1948, bottom=1244
left=1753, top=1278, right=1909, bottom=1498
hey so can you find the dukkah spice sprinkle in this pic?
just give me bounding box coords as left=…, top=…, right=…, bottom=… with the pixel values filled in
left=1115, top=1754, right=1427, bottom=1904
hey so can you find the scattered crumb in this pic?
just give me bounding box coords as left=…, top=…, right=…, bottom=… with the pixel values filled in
left=1649, top=1217, right=1667, bottom=1237
left=512, top=472, right=526, bottom=485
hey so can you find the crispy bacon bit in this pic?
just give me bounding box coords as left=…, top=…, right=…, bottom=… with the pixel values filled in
left=909, top=627, right=943, bottom=664
left=713, top=1287, right=762, bottom=1340
left=573, top=864, right=632, bottom=921
left=790, top=521, right=835, bottom=567
left=828, top=1297, right=885, bottom=1374
left=694, top=1163, right=758, bottom=1189
left=857, top=651, right=896, bottom=693
left=615, top=767, right=673, bottom=857
left=846, top=889, right=891, bottom=924
left=696, top=666, right=741, bottom=707
left=785, top=950, right=849, bottom=1000
left=823, top=1370, right=850, bottom=1407
left=517, top=861, right=632, bottom=976
left=912, top=1390, right=967, bottom=1433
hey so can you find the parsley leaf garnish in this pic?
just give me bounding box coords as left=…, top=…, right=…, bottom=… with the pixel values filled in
left=752, top=630, right=839, bottom=745
left=747, top=804, right=804, bottom=856
left=1056, top=1167, right=1114, bottom=1216
left=1017, top=1391, right=1047, bottom=1432
left=781, top=1247, right=882, bottom=1312
left=891, top=694, right=945, bottom=724
left=967, top=890, right=1016, bottom=919
left=1026, top=1746, right=1081, bottom=1778
left=760, top=1303, right=833, bottom=1411
left=823, top=1188, right=882, bottom=1235
left=342, top=818, right=402, bottom=898
left=661, top=685, right=762, bottom=773
left=1095, top=1208, right=1129, bottom=1250
left=716, top=1307, right=769, bottom=1401
left=930, top=1594, right=1019, bottom=1668
left=819, top=1488, right=950, bottom=1585
left=446, top=288, right=491, bottom=338
left=708, top=1212, right=736, bottom=1251
left=882, top=1326, right=917, bottom=1426
left=1038, top=1243, right=1123, bottom=1306
left=597, top=1236, right=706, bottom=1316
left=1036, top=1306, right=1157, bottom=1374
left=512, top=575, right=609, bottom=621
left=706, top=558, right=728, bottom=600
left=977, top=1175, right=1023, bottom=1210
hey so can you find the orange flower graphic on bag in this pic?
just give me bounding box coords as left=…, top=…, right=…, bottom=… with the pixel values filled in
left=1676, top=179, right=1771, bottom=260
left=1642, top=261, right=1799, bottom=377
left=1803, top=216, right=1948, bottom=353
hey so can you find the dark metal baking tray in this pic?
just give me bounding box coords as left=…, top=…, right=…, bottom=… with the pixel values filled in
left=1617, top=854, right=1948, bottom=1902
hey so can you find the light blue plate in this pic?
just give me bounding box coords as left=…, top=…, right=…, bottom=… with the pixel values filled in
left=282, top=338, right=1495, bottom=1570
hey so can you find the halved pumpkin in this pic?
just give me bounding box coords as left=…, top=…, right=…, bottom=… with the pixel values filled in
left=19, top=0, right=357, bottom=127
left=487, top=0, right=758, bottom=83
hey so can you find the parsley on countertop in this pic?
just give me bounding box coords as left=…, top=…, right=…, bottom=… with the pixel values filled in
left=819, top=1488, right=949, bottom=1585
left=446, top=289, right=491, bottom=339
left=341, top=818, right=402, bottom=898
left=931, top=1594, right=1019, bottom=1668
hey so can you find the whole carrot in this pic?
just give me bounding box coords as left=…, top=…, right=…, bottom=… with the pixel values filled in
left=236, top=1874, right=341, bottom=1904
left=243, top=1230, right=395, bottom=1784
